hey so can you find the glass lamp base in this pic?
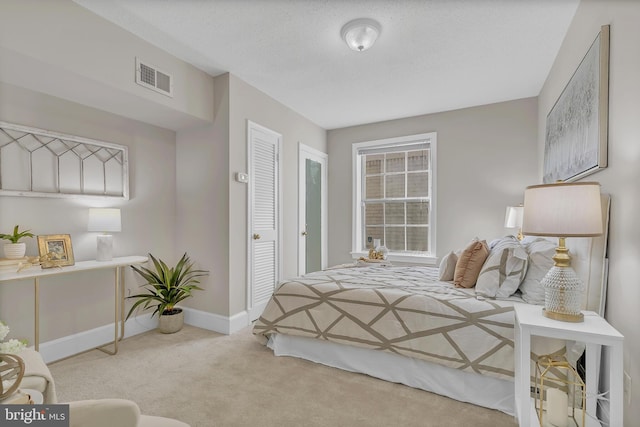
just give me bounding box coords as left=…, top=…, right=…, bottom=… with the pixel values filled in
left=541, top=265, right=584, bottom=323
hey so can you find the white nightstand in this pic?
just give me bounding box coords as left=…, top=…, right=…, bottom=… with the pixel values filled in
left=513, top=303, right=624, bottom=427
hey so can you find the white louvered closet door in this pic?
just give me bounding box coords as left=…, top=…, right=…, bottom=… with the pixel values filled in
left=248, top=121, right=281, bottom=321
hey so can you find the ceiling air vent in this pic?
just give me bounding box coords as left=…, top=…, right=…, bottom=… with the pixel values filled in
left=135, top=57, right=173, bottom=97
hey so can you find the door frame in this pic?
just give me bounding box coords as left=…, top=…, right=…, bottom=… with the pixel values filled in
left=246, top=120, right=283, bottom=320
left=298, top=143, right=328, bottom=275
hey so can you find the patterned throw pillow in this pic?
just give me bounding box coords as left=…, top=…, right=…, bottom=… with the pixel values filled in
left=454, top=238, right=490, bottom=288
left=476, top=236, right=528, bottom=298
left=518, top=237, right=557, bottom=305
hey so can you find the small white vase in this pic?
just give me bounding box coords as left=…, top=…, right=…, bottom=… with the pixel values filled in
left=3, top=243, right=26, bottom=259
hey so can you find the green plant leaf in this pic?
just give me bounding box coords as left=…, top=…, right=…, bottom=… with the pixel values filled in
left=0, top=225, right=34, bottom=243
left=126, top=252, right=208, bottom=321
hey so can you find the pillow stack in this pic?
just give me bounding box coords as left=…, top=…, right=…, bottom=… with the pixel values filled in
left=439, top=236, right=556, bottom=302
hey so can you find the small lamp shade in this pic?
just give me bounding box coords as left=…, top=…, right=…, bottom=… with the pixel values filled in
left=88, top=208, right=121, bottom=261
left=88, top=208, right=121, bottom=233
left=504, top=206, right=524, bottom=228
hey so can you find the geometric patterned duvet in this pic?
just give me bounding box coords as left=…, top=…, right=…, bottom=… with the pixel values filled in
left=253, top=265, right=564, bottom=381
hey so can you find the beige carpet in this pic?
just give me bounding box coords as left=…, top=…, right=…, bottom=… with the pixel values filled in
left=49, top=325, right=517, bottom=427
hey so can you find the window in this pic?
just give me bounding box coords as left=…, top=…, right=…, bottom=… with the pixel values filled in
left=352, top=133, right=436, bottom=262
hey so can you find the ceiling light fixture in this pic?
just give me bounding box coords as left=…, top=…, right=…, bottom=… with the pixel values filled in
left=341, top=18, right=381, bottom=52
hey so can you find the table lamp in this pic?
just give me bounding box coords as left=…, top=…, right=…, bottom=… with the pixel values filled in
left=522, top=182, right=602, bottom=322
left=88, top=208, right=121, bottom=262
left=504, top=205, right=524, bottom=241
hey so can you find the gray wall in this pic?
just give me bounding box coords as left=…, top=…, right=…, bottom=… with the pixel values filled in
left=538, top=1, right=640, bottom=423
left=227, top=74, right=326, bottom=315
left=176, top=73, right=327, bottom=317
left=0, top=0, right=327, bottom=335
left=0, top=0, right=210, bottom=346
left=176, top=74, right=230, bottom=316
left=0, top=82, right=176, bottom=343
left=0, top=0, right=214, bottom=130
left=327, top=98, right=539, bottom=266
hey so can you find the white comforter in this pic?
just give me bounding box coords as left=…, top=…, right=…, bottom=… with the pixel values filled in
left=254, top=265, right=564, bottom=381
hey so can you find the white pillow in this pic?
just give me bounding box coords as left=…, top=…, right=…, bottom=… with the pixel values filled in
left=518, top=238, right=557, bottom=305
left=438, top=251, right=458, bottom=281
left=476, top=236, right=528, bottom=298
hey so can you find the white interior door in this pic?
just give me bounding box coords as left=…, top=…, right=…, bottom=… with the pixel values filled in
left=298, top=143, right=328, bottom=275
left=247, top=121, right=282, bottom=321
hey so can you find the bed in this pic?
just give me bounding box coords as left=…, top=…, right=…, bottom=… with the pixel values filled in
left=253, top=196, right=610, bottom=416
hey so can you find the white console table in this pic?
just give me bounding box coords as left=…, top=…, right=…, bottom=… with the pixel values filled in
left=514, top=303, right=624, bottom=427
left=0, top=256, right=147, bottom=355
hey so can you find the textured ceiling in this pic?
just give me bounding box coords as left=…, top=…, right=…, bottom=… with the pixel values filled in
left=74, top=0, right=580, bottom=130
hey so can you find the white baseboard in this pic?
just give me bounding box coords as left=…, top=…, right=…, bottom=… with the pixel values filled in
left=228, top=310, right=250, bottom=334
left=39, top=313, right=158, bottom=363
left=37, top=309, right=249, bottom=363
left=182, top=307, right=249, bottom=334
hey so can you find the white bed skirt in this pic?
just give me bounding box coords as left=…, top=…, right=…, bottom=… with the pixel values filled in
left=267, top=333, right=516, bottom=416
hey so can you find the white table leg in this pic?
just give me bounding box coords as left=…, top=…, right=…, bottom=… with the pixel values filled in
left=515, top=320, right=521, bottom=417
left=609, top=343, right=624, bottom=427
left=519, top=325, right=532, bottom=427
left=585, top=343, right=599, bottom=427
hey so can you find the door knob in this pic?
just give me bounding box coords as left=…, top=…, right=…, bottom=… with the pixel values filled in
left=253, top=233, right=261, bottom=240
left=301, top=231, right=308, bottom=236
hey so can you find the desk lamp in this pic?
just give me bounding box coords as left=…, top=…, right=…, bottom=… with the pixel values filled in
left=88, top=208, right=121, bottom=262
left=504, top=205, right=524, bottom=241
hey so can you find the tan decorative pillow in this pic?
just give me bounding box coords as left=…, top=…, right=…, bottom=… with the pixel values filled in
left=454, top=239, right=490, bottom=288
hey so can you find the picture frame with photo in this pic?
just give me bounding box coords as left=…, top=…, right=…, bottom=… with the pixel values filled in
left=37, top=234, right=75, bottom=268
left=543, top=25, right=609, bottom=183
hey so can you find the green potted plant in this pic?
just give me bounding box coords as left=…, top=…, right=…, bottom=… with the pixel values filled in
left=126, top=252, right=208, bottom=334
left=0, top=225, right=34, bottom=259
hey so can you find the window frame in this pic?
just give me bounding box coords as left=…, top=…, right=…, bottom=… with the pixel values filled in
left=351, top=132, right=437, bottom=264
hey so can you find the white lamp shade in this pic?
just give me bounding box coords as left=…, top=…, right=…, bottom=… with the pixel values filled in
left=522, top=182, right=603, bottom=237
left=88, top=208, right=121, bottom=233
left=504, top=206, right=524, bottom=228
left=341, top=18, right=381, bottom=52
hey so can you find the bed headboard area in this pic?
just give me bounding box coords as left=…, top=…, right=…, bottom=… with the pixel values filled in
left=561, top=193, right=610, bottom=316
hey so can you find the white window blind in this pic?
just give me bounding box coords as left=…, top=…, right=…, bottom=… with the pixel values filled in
left=353, top=133, right=436, bottom=260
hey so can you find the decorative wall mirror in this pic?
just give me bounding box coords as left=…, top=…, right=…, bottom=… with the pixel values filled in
left=0, top=121, right=129, bottom=200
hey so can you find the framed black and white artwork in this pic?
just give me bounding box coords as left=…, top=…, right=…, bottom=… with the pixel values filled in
left=543, top=25, right=609, bottom=184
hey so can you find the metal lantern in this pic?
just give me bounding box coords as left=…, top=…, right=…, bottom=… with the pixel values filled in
left=535, top=354, right=586, bottom=427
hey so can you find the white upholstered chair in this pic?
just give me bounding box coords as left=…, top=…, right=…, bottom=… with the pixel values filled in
left=69, top=399, right=190, bottom=427
left=15, top=349, right=57, bottom=403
